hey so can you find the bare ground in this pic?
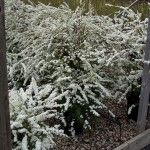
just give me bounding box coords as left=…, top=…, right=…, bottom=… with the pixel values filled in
left=53, top=100, right=150, bottom=150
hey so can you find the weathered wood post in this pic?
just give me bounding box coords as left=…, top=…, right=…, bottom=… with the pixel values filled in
left=0, top=0, right=12, bottom=149
left=137, top=15, right=150, bottom=133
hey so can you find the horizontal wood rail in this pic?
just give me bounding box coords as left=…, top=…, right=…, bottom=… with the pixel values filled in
left=114, top=128, right=150, bottom=150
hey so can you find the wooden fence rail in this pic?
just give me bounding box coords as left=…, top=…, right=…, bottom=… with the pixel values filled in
left=114, top=128, right=150, bottom=150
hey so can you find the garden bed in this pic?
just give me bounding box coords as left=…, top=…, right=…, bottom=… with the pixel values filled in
left=6, top=0, right=149, bottom=149
left=53, top=100, right=139, bottom=150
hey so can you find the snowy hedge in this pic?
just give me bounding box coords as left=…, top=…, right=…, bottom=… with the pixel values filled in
left=10, top=77, right=64, bottom=149
left=6, top=0, right=148, bottom=149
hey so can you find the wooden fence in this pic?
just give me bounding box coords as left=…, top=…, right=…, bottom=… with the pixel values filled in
left=0, top=0, right=12, bottom=149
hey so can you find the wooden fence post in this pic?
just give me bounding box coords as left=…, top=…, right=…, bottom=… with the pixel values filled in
left=137, top=15, right=150, bottom=133
left=0, top=0, right=12, bottom=149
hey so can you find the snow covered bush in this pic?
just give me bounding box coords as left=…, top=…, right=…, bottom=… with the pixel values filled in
left=6, top=0, right=148, bottom=148
left=10, top=77, right=64, bottom=149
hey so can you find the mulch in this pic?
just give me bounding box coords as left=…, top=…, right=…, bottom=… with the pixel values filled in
left=52, top=99, right=149, bottom=150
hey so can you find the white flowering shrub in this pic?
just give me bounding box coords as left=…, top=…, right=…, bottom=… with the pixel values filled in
left=6, top=0, right=148, bottom=148
left=10, top=77, right=64, bottom=149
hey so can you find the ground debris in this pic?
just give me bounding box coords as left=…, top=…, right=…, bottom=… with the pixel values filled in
left=53, top=100, right=138, bottom=150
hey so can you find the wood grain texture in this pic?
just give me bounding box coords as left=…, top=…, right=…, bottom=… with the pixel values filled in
left=137, top=14, right=150, bottom=132
left=0, top=0, right=12, bottom=149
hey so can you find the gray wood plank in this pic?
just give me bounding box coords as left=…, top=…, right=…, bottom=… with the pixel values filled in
left=137, top=15, right=150, bottom=132
left=0, top=0, right=12, bottom=149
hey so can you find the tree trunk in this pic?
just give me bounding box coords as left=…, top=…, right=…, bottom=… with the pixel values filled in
left=0, top=0, right=12, bottom=149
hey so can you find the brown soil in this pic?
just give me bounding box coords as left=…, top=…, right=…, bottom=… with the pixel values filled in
left=53, top=100, right=149, bottom=150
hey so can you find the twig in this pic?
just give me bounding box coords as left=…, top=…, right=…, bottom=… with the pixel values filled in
left=117, top=0, right=140, bottom=17
left=108, top=0, right=140, bottom=17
